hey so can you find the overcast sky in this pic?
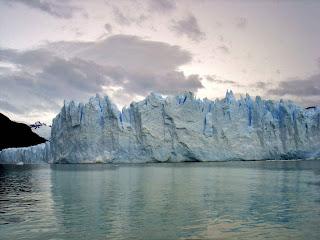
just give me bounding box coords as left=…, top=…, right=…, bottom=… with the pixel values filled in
left=0, top=0, right=319, bottom=123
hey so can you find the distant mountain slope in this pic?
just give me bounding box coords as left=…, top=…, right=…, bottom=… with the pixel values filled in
left=30, top=121, right=51, bottom=140
left=0, top=113, right=46, bottom=150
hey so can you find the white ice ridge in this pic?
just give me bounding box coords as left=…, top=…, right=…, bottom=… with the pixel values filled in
left=1, top=90, right=320, bottom=164
left=30, top=121, right=51, bottom=140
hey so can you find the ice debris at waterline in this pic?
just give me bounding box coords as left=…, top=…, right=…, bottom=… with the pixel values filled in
left=0, top=91, right=319, bottom=164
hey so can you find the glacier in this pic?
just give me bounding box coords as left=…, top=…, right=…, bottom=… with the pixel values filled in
left=30, top=121, right=52, bottom=140
left=0, top=142, right=51, bottom=164
left=0, top=91, right=319, bottom=164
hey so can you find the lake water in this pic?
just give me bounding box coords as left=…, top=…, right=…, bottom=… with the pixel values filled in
left=0, top=161, right=320, bottom=240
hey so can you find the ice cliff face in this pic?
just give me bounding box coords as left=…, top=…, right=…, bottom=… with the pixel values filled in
left=0, top=142, right=51, bottom=164
left=1, top=91, right=320, bottom=164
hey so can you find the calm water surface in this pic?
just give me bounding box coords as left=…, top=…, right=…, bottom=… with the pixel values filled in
left=0, top=161, right=320, bottom=240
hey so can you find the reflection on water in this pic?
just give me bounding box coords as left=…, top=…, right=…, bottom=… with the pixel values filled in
left=0, top=161, right=320, bottom=240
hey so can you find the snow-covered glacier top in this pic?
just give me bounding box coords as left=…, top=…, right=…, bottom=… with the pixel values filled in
left=30, top=121, right=51, bottom=140
left=1, top=91, right=320, bottom=164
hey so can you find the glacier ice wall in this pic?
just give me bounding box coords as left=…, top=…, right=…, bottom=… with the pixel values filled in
left=1, top=91, right=320, bottom=163
left=0, top=142, right=51, bottom=164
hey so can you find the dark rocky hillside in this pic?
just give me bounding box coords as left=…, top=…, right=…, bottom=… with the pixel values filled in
left=0, top=113, right=46, bottom=150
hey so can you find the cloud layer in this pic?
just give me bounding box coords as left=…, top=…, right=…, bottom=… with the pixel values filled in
left=267, top=74, right=320, bottom=106
left=0, top=35, right=203, bottom=122
left=2, top=0, right=80, bottom=18
left=148, top=0, right=176, bottom=13
left=171, top=14, right=205, bottom=42
left=0, top=1, right=319, bottom=122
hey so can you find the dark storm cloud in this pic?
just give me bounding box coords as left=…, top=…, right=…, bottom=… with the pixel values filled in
left=44, top=34, right=201, bottom=95
left=0, top=57, right=111, bottom=115
left=268, top=74, right=320, bottom=97
left=171, top=14, right=206, bottom=42
left=45, top=35, right=192, bottom=74
left=35, top=58, right=113, bottom=98
left=0, top=72, right=62, bottom=116
left=148, top=0, right=176, bottom=13
left=0, top=50, right=125, bottom=99
left=0, top=48, right=56, bottom=70
left=2, top=0, right=81, bottom=18
left=0, top=34, right=203, bottom=116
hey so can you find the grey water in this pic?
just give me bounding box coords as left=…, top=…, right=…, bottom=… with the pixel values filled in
left=0, top=161, right=320, bottom=240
